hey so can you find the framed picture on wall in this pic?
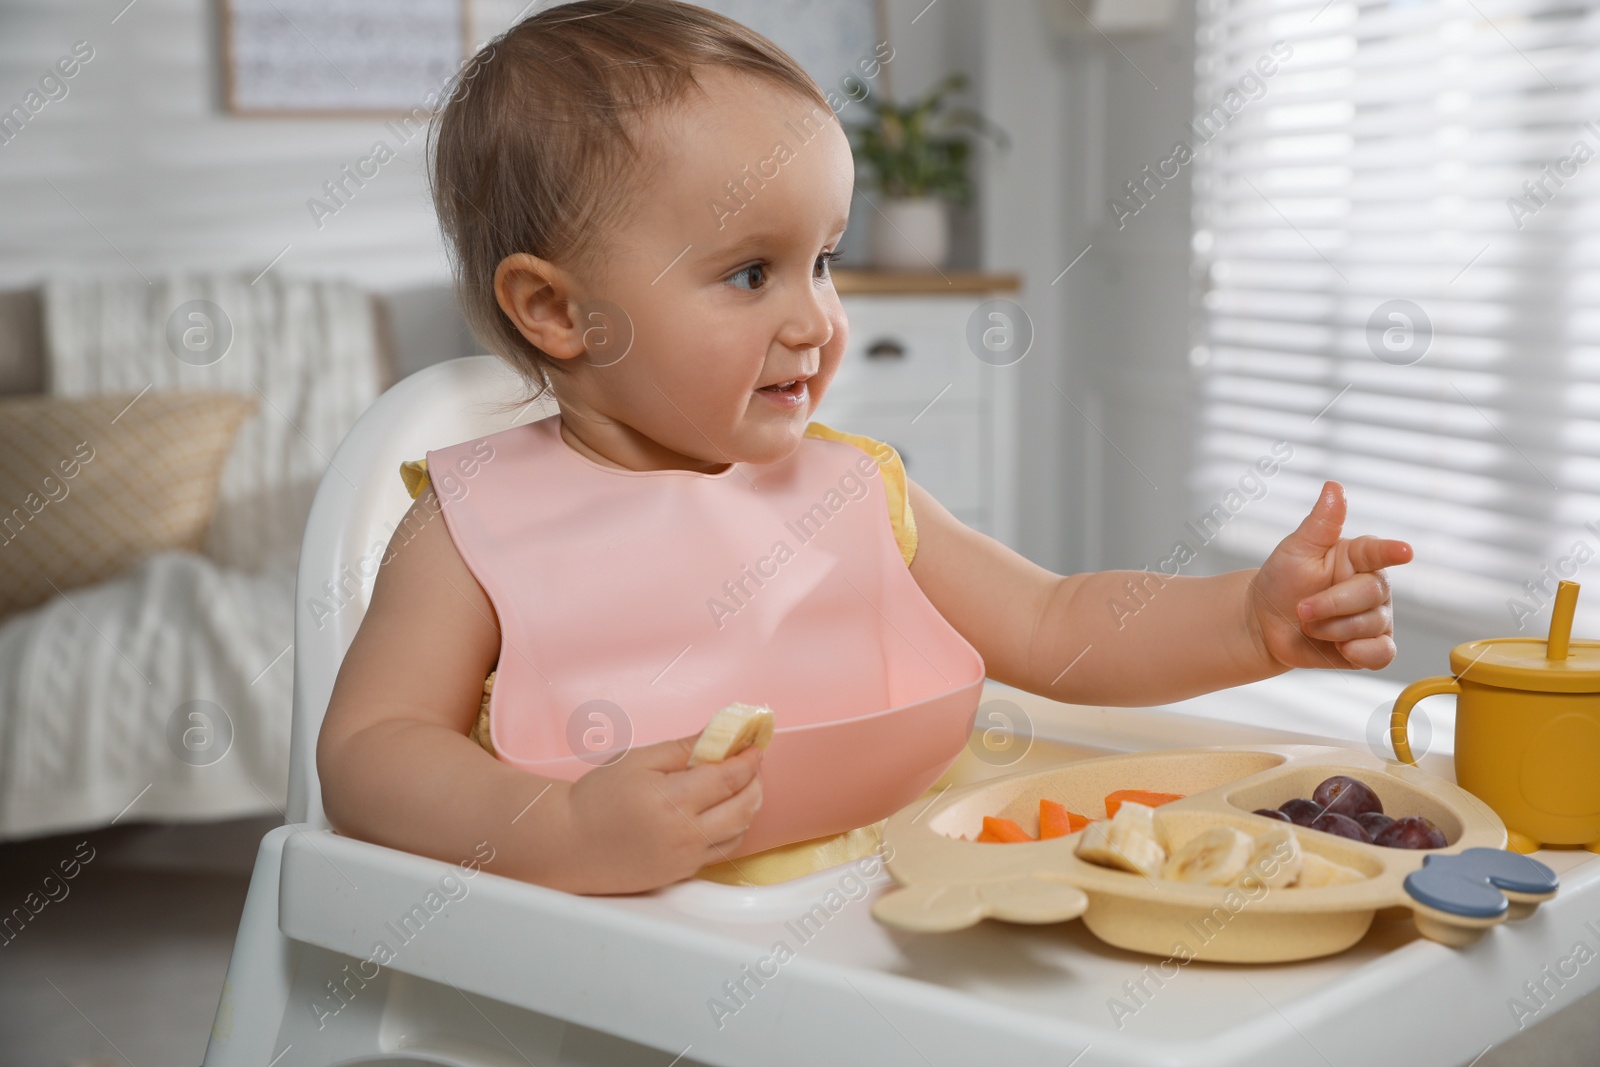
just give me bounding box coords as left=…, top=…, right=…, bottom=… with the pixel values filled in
left=224, top=0, right=887, bottom=117
left=223, top=0, right=470, bottom=116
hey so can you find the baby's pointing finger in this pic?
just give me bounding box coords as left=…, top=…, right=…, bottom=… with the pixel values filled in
left=1297, top=571, right=1389, bottom=622
left=1346, top=535, right=1413, bottom=574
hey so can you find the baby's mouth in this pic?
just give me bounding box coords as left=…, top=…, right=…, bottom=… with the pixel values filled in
left=758, top=379, right=804, bottom=395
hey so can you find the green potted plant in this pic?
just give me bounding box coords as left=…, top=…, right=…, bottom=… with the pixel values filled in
left=846, top=71, right=1009, bottom=269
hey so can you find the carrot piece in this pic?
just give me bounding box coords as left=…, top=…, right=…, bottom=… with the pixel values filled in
left=1104, top=789, right=1185, bottom=818
left=1038, top=798, right=1092, bottom=839
left=977, top=815, right=1034, bottom=843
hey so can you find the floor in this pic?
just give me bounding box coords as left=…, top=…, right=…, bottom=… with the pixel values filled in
left=1, top=817, right=1597, bottom=1067
left=0, top=816, right=276, bottom=1067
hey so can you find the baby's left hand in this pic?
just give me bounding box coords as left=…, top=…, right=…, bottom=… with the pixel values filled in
left=1251, top=480, right=1414, bottom=671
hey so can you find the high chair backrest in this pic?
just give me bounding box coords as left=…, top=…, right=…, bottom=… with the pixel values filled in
left=286, top=355, right=556, bottom=827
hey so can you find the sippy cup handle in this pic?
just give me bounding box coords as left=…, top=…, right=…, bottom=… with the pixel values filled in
left=1389, top=676, right=1460, bottom=765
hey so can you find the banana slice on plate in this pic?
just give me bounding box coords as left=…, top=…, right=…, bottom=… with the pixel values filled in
left=687, top=702, right=775, bottom=766
left=1293, top=851, right=1366, bottom=888
left=1237, top=825, right=1303, bottom=889
left=1163, top=825, right=1254, bottom=885
left=1076, top=800, right=1166, bottom=878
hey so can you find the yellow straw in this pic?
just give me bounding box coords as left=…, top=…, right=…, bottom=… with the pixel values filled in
left=1547, top=580, right=1579, bottom=661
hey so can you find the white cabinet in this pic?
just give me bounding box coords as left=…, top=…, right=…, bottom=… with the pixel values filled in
left=819, top=278, right=1021, bottom=543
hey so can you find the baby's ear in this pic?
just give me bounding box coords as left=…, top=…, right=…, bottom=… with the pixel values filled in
left=493, top=253, right=586, bottom=362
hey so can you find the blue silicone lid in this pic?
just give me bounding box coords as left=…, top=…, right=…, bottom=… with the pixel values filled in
left=1404, top=848, right=1559, bottom=919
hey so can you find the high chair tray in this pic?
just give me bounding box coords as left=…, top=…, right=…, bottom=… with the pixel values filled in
left=253, top=679, right=1600, bottom=1067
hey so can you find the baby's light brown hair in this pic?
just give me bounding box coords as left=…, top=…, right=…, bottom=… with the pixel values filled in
left=429, top=0, right=834, bottom=402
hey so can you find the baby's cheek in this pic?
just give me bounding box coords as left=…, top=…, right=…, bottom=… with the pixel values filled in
left=826, top=313, right=849, bottom=362
left=815, top=331, right=848, bottom=393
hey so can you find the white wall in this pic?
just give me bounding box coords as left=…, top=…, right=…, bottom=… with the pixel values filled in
left=0, top=0, right=475, bottom=290
left=0, top=0, right=1078, bottom=564
left=963, top=0, right=1073, bottom=572
left=1018, top=2, right=1200, bottom=584
left=0, top=0, right=966, bottom=290
left=882, top=0, right=1190, bottom=579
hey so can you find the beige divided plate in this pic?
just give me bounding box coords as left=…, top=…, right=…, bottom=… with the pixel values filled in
left=872, top=745, right=1552, bottom=963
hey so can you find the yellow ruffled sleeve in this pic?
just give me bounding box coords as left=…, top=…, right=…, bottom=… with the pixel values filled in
left=803, top=421, right=918, bottom=566
left=400, top=457, right=430, bottom=500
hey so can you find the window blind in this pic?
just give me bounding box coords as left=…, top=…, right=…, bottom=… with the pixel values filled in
left=1190, top=0, right=1600, bottom=638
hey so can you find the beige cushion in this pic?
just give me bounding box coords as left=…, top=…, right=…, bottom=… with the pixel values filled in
left=0, top=390, right=258, bottom=619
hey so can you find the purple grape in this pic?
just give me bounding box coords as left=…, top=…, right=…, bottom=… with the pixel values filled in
left=1253, top=807, right=1292, bottom=823
left=1372, top=816, right=1447, bottom=850
left=1355, top=811, right=1394, bottom=836
left=1312, top=775, right=1384, bottom=818
left=1312, top=812, right=1371, bottom=842
left=1279, top=797, right=1322, bottom=827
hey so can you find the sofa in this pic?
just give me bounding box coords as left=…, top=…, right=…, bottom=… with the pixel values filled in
left=0, top=276, right=476, bottom=842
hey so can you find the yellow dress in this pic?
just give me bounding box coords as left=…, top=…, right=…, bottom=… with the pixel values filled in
left=399, top=420, right=919, bottom=885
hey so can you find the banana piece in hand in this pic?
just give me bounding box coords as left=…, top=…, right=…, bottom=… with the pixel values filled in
left=1163, top=825, right=1254, bottom=885
left=687, top=702, right=775, bottom=767
left=1075, top=800, right=1166, bottom=878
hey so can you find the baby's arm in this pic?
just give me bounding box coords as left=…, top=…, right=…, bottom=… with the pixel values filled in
left=316, top=485, right=764, bottom=894
left=906, top=479, right=1412, bottom=706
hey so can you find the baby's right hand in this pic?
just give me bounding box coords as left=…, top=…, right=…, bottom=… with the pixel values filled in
left=561, top=735, right=764, bottom=894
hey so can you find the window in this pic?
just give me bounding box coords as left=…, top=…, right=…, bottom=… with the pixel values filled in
left=1191, top=0, right=1600, bottom=640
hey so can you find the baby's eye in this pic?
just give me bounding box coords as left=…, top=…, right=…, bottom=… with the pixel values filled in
left=816, top=248, right=844, bottom=279
left=727, top=263, right=768, bottom=291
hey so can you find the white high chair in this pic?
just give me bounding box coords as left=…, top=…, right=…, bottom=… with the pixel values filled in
left=201, top=351, right=1600, bottom=1066
left=202, top=355, right=711, bottom=1067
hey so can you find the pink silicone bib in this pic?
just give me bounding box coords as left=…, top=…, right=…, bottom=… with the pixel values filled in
left=427, top=415, right=985, bottom=856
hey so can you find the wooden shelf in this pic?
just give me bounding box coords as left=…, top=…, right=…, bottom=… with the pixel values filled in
left=831, top=269, right=1022, bottom=296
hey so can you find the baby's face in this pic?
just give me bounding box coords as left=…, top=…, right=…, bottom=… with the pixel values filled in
left=567, top=67, right=853, bottom=468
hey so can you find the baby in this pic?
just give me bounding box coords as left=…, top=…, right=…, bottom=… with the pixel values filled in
left=316, top=0, right=1412, bottom=895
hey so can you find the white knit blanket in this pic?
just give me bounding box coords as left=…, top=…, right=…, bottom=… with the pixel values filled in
left=42, top=273, right=382, bottom=573
left=0, top=274, right=380, bottom=840
left=0, top=551, right=296, bottom=839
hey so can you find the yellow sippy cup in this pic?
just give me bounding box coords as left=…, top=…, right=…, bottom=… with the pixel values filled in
left=1390, top=580, right=1600, bottom=854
